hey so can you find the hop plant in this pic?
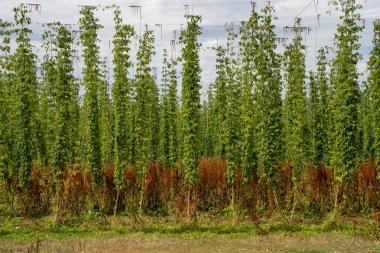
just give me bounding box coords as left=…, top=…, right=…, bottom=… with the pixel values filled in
left=180, top=15, right=203, bottom=186
left=329, top=0, right=363, bottom=182
left=367, top=20, right=380, bottom=174
left=12, top=5, right=38, bottom=188
left=112, top=8, right=134, bottom=191
left=79, top=6, right=104, bottom=188
left=283, top=19, right=309, bottom=177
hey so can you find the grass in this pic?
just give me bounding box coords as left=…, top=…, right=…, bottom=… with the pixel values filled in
left=0, top=214, right=379, bottom=253
left=0, top=211, right=379, bottom=242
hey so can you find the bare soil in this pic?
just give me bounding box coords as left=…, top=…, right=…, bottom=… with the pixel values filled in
left=1, top=235, right=379, bottom=253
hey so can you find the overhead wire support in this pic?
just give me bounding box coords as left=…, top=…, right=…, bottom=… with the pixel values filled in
left=315, top=26, right=318, bottom=67
left=19, top=3, right=41, bottom=14
left=152, top=67, right=157, bottom=81
left=225, top=21, right=234, bottom=31
left=284, top=17, right=312, bottom=42
left=1, top=1, right=252, bottom=7
left=40, top=22, right=76, bottom=30
left=71, top=29, right=83, bottom=38
left=375, top=19, right=380, bottom=41
left=130, top=5, right=142, bottom=37
left=277, top=0, right=315, bottom=37
left=62, top=23, right=76, bottom=29
left=78, top=5, right=96, bottom=9
left=284, top=0, right=314, bottom=28
left=170, top=30, right=177, bottom=60
left=184, top=4, right=194, bottom=16
left=250, top=1, right=256, bottom=11
left=313, top=0, right=320, bottom=27
left=284, top=18, right=312, bottom=34
left=155, top=24, right=163, bottom=40
left=360, top=18, right=366, bottom=29
left=275, top=37, right=288, bottom=45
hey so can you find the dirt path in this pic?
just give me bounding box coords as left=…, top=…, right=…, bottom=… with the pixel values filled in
left=1, top=235, right=379, bottom=253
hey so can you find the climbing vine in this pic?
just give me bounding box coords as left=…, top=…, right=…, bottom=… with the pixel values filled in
left=79, top=6, right=104, bottom=188
left=112, top=7, right=134, bottom=190
left=367, top=20, right=380, bottom=174
left=329, top=0, right=363, bottom=182
left=180, top=15, right=202, bottom=186
left=12, top=5, right=38, bottom=188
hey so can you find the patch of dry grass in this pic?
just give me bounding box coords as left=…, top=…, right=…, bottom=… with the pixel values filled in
left=1, top=235, right=379, bottom=253
left=0, top=213, right=380, bottom=252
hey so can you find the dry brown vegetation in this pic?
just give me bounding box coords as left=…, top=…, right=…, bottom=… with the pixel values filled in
left=1, top=235, right=379, bottom=253
left=5, top=158, right=379, bottom=219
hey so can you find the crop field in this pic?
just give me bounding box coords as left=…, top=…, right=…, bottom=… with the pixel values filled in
left=1, top=0, right=380, bottom=252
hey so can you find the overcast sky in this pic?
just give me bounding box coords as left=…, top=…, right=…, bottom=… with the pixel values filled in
left=1, top=0, right=379, bottom=98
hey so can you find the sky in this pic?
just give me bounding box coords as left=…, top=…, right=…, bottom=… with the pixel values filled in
left=1, top=0, right=379, bottom=98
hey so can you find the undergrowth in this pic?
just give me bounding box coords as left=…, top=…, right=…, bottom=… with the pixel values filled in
left=0, top=212, right=379, bottom=243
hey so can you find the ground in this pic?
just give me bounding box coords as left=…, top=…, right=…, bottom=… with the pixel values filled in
left=2, top=235, right=380, bottom=253
left=0, top=213, right=380, bottom=252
